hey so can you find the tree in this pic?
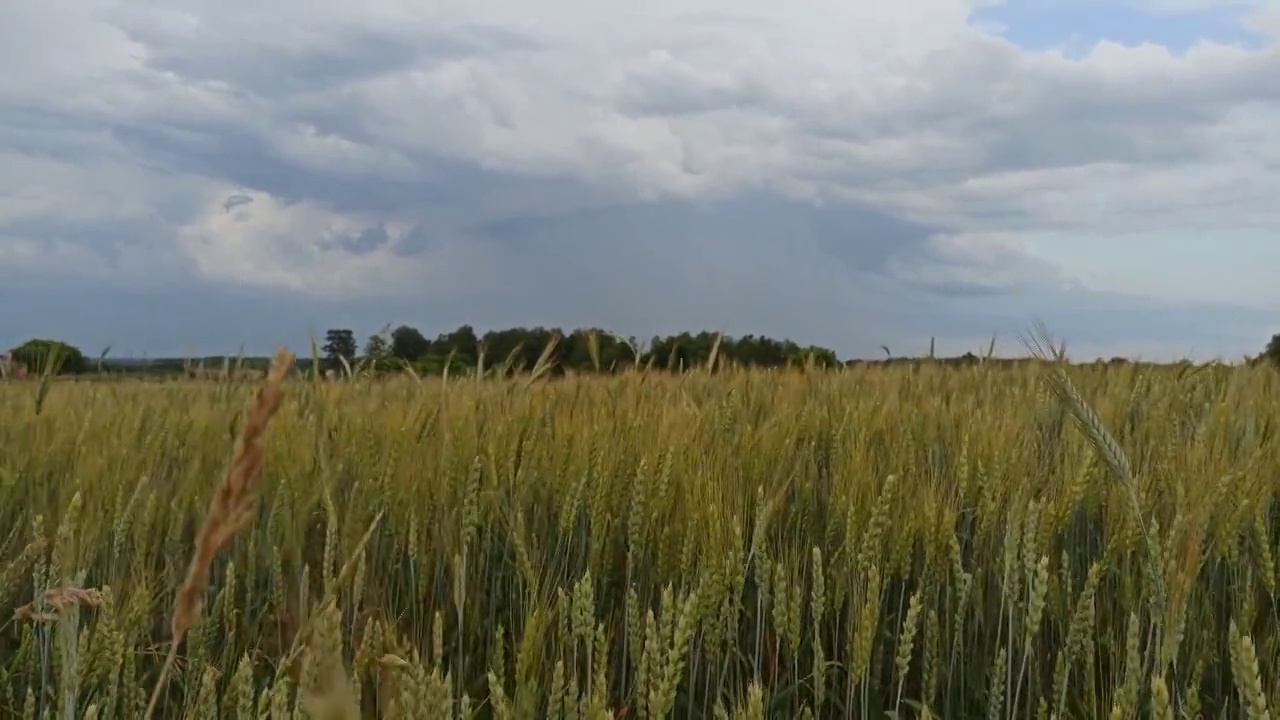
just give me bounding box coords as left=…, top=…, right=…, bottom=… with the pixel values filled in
left=1263, top=333, right=1280, bottom=365
left=432, top=325, right=479, bottom=363
left=349, top=322, right=849, bottom=376
left=9, top=338, right=87, bottom=375
left=390, top=325, right=431, bottom=361
left=321, top=328, right=358, bottom=368
left=365, top=333, right=389, bottom=360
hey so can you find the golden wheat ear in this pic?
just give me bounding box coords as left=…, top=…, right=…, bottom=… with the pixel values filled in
left=144, top=347, right=295, bottom=720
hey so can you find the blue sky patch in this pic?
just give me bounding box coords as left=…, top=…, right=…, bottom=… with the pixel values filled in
left=972, top=0, right=1268, bottom=55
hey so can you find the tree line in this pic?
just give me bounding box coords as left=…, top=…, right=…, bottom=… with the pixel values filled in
left=0, top=326, right=842, bottom=378
left=320, top=324, right=841, bottom=375
left=6, top=329, right=1280, bottom=378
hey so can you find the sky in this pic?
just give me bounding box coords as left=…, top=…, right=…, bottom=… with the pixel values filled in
left=1, top=0, right=1278, bottom=361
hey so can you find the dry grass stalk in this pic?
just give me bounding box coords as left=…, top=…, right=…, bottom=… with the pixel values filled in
left=143, top=347, right=295, bottom=720
left=12, top=586, right=106, bottom=623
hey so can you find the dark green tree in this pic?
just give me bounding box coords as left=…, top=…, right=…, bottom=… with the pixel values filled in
left=1263, top=333, right=1280, bottom=365
left=430, top=325, right=480, bottom=363
left=321, top=328, right=358, bottom=368
left=390, top=325, right=431, bottom=361
left=9, top=338, right=87, bottom=375
left=350, top=322, right=845, bottom=376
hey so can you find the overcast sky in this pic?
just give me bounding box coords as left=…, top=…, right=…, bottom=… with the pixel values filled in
left=2, top=0, right=1278, bottom=360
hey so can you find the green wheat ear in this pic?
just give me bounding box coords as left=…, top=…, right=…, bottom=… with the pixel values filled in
left=31, top=341, right=66, bottom=416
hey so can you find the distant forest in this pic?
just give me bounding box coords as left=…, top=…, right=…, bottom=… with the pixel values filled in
left=5, top=325, right=1280, bottom=378
left=116, top=325, right=847, bottom=377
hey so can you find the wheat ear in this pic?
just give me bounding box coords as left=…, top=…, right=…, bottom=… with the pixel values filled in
left=144, top=348, right=295, bottom=720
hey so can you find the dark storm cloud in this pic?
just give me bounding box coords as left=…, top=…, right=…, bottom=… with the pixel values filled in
left=445, top=191, right=1042, bottom=352
left=223, top=194, right=253, bottom=211
left=107, top=122, right=429, bottom=212
left=105, top=115, right=620, bottom=226
left=0, top=281, right=323, bottom=357
left=115, top=20, right=548, bottom=97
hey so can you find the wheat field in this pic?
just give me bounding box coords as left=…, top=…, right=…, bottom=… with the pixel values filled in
left=1, top=353, right=1278, bottom=719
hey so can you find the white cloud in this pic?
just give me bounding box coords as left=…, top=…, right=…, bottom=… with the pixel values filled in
left=174, top=188, right=512, bottom=301
left=1245, top=4, right=1280, bottom=38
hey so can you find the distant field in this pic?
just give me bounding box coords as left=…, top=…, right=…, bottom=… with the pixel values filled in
left=1, top=359, right=1277, bottom=718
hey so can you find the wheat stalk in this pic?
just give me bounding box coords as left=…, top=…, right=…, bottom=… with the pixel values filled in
left=143, top=348, right=294, bottom=719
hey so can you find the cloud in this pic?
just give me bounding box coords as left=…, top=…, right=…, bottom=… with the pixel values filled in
left=1, top=0, right=1278, bottom=360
